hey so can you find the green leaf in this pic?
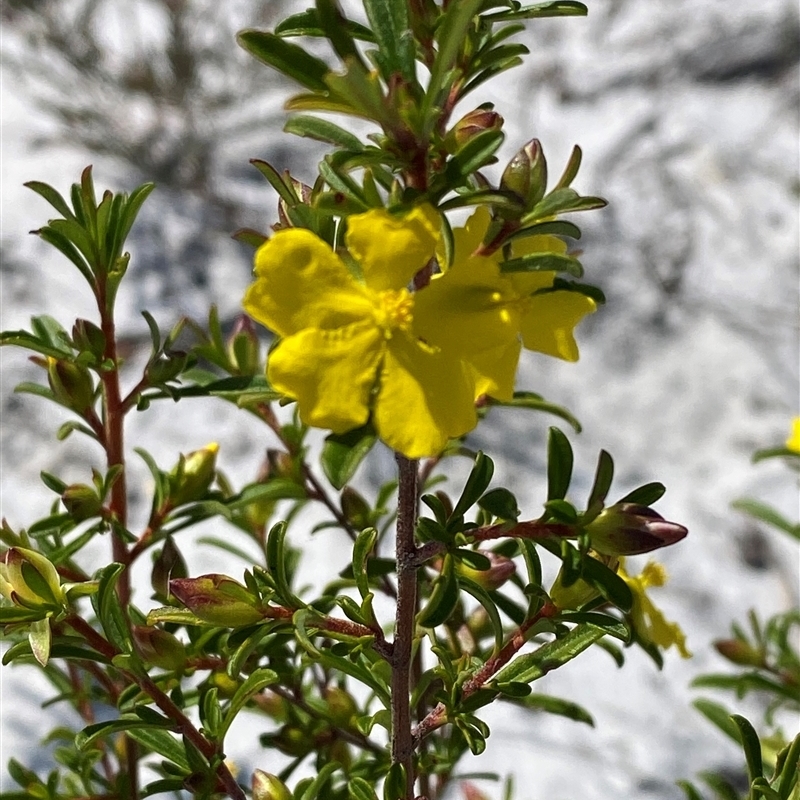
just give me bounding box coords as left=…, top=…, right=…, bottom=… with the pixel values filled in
left=383, top=763, right=407, bottom=800
left=76, top=715, right=173, bottom=752
left=321, top=425, right=377, bottom=489
left=478, top=487, right=520, bottom=521
left=349, top=777, right=379, bottom=800
left=511, top=220, right=582, bottom=241
left=353, top=527, right=378, bottom=599
left=579, top=554, right=633, bottom=612
left=284, top=115, right=365, bottom=150
left=556, top=611, right=630, bottom=641
left=501, top=251, right=583, bottom=278
left=494, top=622, right=609, bottom=684
left=731, top=714, right=763, bottom=781
left=316, top=0, right=365, bottom=65
left=485, top=1, right=588, bottom=22
left=220, top=667, right=279, bottom=739
left=547, top=427, right=573, bottom=501
left=417, top=554, right=459, bottom=628
left=618, top=482, right=665, bottom=506
left=237, top=30, right=330, bottom=91
left=586, top=450, right=614, bottom=513
left=513, top=692, right=594, bottom=725
left=300, top=761, right=341, bottom=800
left=777, top=733, right=800, bottom=799
left=460, top=578, right=504, bottom=651
left=732, top=499, right=800, bottom=540
left=36, top=227, right=95, bottom=285
left=487, top=391, right=581, bottom=432
left=0, top=329, right=72, bottom=359
left=127, top=728, right=191, bottom=771
left=692, top=699, right=742, bottom=744
left=525, top=187, right=607, bottom=223
left=363, top=0, right=416, bottom=83
left=266, top=522, right=305, bottom=608
left=25, top=180, right=75, bottom=220
left=276, top=8, right=376, bottom=41
left=424, top=0, right=483, bottom=127
left=445, top=129, right=505, bottom=185
left=676, top=781, right=706, bottom=800
left=91, top=563, right=134, bottom=654
left=452, top=451, right=495, bottom=520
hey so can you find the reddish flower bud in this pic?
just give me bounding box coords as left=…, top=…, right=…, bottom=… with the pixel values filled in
left=714, top=638, right=765, bottom=668
left=587, top=503, right=688, bottom=556
left=446, top=106, right=504, bottom=152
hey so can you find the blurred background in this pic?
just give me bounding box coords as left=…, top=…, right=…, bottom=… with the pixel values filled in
left=1, top=1, right=798, bottom=797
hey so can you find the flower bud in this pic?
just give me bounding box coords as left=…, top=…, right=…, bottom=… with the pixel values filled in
left=61, top=484, right=103, bottom=522
left=323, top=686, right=358, bottom=728
left=586, top=503, right=688, bottom=556
left=132, top=625, right=187, bottom=670
left=500, top=138, right=548, bottom=209
left=72, top=319, right=106, bottom=360
left=276, top=176, right=312, bottom=230
left=226, top=315, right=260, bottom=376
left=169, top=574, right=263, bottom=627
left=445, top=106, right=504, bottom=152
left=455, top=551, right=516, bottom=591
left=47, top=357, right=94, bottom=412
left=0, top=547, right=66, bottom=613
left=168, top=443, right=219, bottom=507
left=252, top=770, right=292, bottom=800
left=462, top=783, right=492, bottom=800
left=714, top=638, right=765, bottom=668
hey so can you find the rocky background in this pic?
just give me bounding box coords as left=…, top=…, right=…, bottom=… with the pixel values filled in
left=1, top=1, right=798, bottom=797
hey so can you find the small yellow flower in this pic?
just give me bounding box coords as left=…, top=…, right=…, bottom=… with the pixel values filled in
left=785, top=417, right=800, bottom=453
left=619, top=560, right=691, bottom=658
left=413, top=206, right=596, bottom=399
left=244, top=205, right=480, bottom=458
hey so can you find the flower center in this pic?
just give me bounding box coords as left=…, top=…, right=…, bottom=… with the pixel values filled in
left=373, top=288, right=414, bottom=336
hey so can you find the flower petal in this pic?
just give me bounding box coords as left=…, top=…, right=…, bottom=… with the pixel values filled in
left=346, top=205, right=440, bottom=291
left=414, top=252, right=519, bottom=356
left=469, top=339, right=521, bottom=401
left=268, top=324, right=383, bottom=433
left=519, top=290, right=596, bottom=361
left=374, top=334, right=477, bottom=458
left=244, top=229, right=371, bottom=337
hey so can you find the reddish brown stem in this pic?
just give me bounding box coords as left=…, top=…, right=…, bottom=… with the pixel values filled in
left=391, top=455, right=420, bottom=799
left=65, top=614, right=245, bottom=800
left=411, top=602, right=558, bottom=745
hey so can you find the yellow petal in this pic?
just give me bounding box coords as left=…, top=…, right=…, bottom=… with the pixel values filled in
left=469, top=339, right=521, bottom=401
left=438, top=206, right=493, bottom=267
left=346, top=205, right=441, bottom=291
left=511, top=233, right=568, bottom=257
left=506, top=270, right=556, bottom=297
left=519, top=290, right=596, bottom=361
left=267, top=324, right=383, bottom=433
left=785, top=417, right=800, bottom=453
left=244, top=229, right=371, bottom=337
left=413, top=257, right=520, bottom=356
left=374, top=334, right=477, bottom=458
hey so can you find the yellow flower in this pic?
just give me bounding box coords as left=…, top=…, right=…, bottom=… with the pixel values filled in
left=243, top=205, right=480, bottom=458
left=785, top=417, right=800, bottom=453
left=413, top=206, right=596, bottom=399
left=619, top=560, right=691, bottom=658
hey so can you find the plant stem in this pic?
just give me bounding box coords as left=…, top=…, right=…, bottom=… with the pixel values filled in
left=411, top=602, right=558, bottom=745
left=391, top=454, right=419, bottom=799
left=65, top=614, right=245, bottom=800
